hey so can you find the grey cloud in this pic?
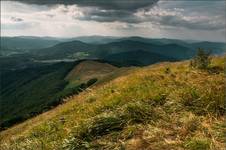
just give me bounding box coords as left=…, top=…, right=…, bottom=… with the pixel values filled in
left=5, top=0, right=159, bottom=23
left=10, top=17, right=23, bottom=22
left=141, top=9, right=225, bottom=31
left=3, top=0, right=225, bottom=31
left=79, top=9, right=142, bottom=23
left=46, top=14, right=55, bottom=18
left=156, top=15, right=225, bottom=30
left=5, top=0, right=159, bottom=11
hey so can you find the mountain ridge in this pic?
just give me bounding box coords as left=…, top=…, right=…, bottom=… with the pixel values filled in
left=1, top=56, right=225, bottom=150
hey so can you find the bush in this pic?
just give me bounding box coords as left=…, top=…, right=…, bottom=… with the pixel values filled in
left=190, top=48, right=211, bottom=70
left=164, top=67, right=171, bottom=74
left=86, top=78, right=98, bottom=87
left=208, top=66, right=224, bottom=74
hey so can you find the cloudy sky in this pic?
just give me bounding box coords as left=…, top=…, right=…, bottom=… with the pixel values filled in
left=1, top=0, right=226, bottom=42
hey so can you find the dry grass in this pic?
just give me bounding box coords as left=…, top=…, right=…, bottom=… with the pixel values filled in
left=0, top=56, right=225, bottom=150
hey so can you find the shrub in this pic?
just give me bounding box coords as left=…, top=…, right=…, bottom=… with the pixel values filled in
left=208, top=66, right=224, bottom=74
left=164, top=67, right=171, bottom=74
left=86, top=78, right=98, bottom=87
left=79, top=83, right=87, bottom=90
left=190, top=48, right=211, bottom=70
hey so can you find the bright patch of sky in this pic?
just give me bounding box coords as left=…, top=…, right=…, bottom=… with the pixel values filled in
left=1, top=0, right=226, bottom=42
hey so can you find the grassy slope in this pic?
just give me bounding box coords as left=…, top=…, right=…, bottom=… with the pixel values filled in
left=64, top=60, right=135, bottom=90
left=0, top=60, right=131, bottom=129
left=0, top=56, right=225, bottom=150
left=65, top=60, right=118, bottom=88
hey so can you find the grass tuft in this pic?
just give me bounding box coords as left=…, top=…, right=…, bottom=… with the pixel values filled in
left=122, top=101, right=158, bottom=124
left=184, top=137, right=211, bottom=150
left=180, top=87, right=225, bottom=116
left=62, top=113, right=125, bottom=149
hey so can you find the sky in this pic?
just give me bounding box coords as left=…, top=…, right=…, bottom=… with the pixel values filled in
left=1, top=0, right=226, bottom=42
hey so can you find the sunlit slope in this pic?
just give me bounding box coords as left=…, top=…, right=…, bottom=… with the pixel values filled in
left=65, top=60, right=117, bottom=88
left=0, top=60, right=131, bottom=129
left=65, top=60, right=135, bottom=89
left=0, top=56, right=225, bottom=150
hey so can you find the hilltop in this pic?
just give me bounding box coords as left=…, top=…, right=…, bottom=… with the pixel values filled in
left=65, top=60, right=118, bottom=85
left=0, top=56, right=225, bottom=150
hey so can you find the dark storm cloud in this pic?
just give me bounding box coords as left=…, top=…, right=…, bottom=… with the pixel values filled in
left=5, top=0, right=159, bottom=23
left=5, top=0, right=159, bottom=11
left=3, top=0, right=225, bottom=31
left=79, top=9, right=142, bottom=23
left=9, top=0, right=159, bottom=23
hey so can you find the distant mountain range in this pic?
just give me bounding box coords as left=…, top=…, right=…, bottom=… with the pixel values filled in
left=1, top=36, right=59, bottom=50
left=1, top=36, right=225, bottom=67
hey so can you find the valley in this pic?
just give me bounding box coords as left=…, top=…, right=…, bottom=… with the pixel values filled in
left=0, top=36, right=225, bottom=150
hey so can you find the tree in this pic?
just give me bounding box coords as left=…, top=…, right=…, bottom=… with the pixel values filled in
left=190, top=48, right=211, bottom=69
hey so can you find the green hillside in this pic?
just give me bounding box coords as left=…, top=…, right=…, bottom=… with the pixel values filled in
left=0, top=56, right=225, bottom=150
left=65, top=60, right=118, bottom=88
left=0, top=62, right=76, bottom=129
left=32, top=41, right=94, bottom=60
left=0, top=60, right=131, bottom=130
left=99, top=40, right=193, bottom=59
left=104, top=50, right=175, bottom=66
